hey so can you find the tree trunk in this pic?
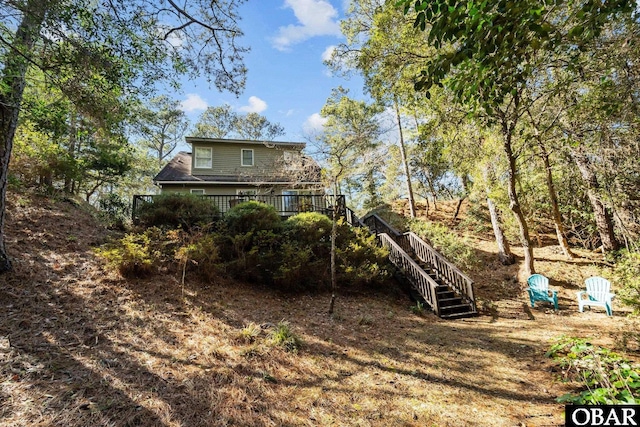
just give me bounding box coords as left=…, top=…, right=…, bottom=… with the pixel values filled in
left=487, top=196, right=516, bottom=265
left=394, top=99, right=416, bottom=218
left=501, top=119, right=535, bottom=277
left=572, top=147, right=620, bottom=252
left=328, top=182, right=338, bottom=315
left=539, top=142, right=575, bottom=258
left=64, top=113, right=77, bottom=193
left=453, top=196, right=465, bottom=222
left=0, top=2, right=48, bottom=273
left=453, top=174, right=471, bottom=222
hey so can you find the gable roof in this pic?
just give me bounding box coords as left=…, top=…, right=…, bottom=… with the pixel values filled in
left=186, top=137, right=305, bottom=149
left=153, top=151, right=192, bottom=182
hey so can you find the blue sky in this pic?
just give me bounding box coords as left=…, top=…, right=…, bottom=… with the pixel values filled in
left=174, top=0, right=364, bottom=144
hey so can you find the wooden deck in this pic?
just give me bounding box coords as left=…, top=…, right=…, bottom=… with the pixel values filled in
left=132, top=194, right=347, bottom=221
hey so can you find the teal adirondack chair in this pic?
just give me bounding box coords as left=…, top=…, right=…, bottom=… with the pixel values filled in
left=526, top=274, right=558, bottom=311
left=577, top=276, right=615, bottom=316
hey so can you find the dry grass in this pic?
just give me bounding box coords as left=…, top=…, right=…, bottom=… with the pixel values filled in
left=0, top=192, right=637, bottom=427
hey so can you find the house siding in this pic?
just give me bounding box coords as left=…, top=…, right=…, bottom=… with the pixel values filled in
left=160, top=184, right=290, bottom=196
left=191, top=142, right=284, bottom=176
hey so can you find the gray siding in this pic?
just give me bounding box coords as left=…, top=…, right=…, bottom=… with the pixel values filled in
left=160, top=184, right=295, bottom=196
left=191, top=142, right=285, bottom=176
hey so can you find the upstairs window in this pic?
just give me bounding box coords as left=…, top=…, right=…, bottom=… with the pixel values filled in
left=194, top=147, right=212, bottom=169
left=241, top=149, right=254, bottom=166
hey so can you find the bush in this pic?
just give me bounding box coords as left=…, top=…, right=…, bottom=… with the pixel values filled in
left=337, top=225, right=390, bottom=288
left=284, top=212, right=332, bottom=258
left=224, top=200, right=282, bottom=234
left=137, top=193, right=219, bottom=229
left=547, top=337, right=640, bottom=404
left=612, top=250, right=640, bottom=313
left=176, top=233, right=222, bottom=282
left=98, top=230, right=161, bottom=278
left=268, top=321, right=302, bottom=353
left=409, top=219, right=477, bottom=270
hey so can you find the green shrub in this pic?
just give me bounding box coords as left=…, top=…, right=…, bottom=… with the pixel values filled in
left=337, top=225, right=390, bottom=287
left=409, top=219, right=477, bottom=270
left=268, top=321, right=302, bottom=353
left=137, top=193, right=219, bottom=229
left=98, top=231, right=160, bottom=278
left=547, top=337, right=640, bottom=404
left=176, top=233, right=222, bottom=282
left=224, top=201, right=282, bottom=234
left=284, top=212, right=332, bottom=259
left=612, top=250, right=640, bottom=313
left=273, top=243, right=324, bottom=290
left=284, top=212, right=332, bottom=245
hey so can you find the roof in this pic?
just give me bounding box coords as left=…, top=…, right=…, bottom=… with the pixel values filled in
left=153, top=151, right=193, bottom=182
left=153, top=151, right=322, bottom=184
left=185, top=137, right=306, bottom=149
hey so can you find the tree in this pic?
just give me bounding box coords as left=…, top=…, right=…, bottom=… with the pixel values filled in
left=329, top=0, right=423, bottom=217
left=397, top=0, right=633, bottom=276
left=192, top=105, right=238, bottom=138
left=193, top=107, right=285, bottom=141
left=0, top=0, right=248, bottom=272
left=314, top=87, right=384, bottom=314
left=236, top=112, right=285, bottom=141
left=135, top=96, right=189, bottom=167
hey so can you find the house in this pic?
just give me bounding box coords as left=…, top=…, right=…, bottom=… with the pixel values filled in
left=149, top=137, right=329, bottom=215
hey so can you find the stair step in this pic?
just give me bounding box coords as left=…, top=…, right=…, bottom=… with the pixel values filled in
left=439, top=303, right=474, bottom=315
left=438, top=297, right=464, bottom=306
left=440, top=310, right=478, bottom=320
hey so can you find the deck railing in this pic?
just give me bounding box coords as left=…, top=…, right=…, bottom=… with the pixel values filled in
left=361, top=212, right=476, bottom=314
left=378, top=233, right=440, bottom=315
left=362, top=214, right=403, bottom=239
left=132, top=194, right=346, bottom=222
left=401, top=232, right=476, bottom=312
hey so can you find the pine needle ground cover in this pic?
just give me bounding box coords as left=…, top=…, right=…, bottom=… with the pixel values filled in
left=0, top=193, right=637, bottom=426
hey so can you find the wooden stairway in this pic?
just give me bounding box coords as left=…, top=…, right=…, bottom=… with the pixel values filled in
left=355, top=212, right=477, bottom=319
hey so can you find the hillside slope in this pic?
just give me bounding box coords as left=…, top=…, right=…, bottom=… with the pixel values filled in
left=0, top=191, right=636, bottom=427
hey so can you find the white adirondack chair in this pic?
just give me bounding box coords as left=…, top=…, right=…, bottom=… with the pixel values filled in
left=576, top=276, right=615, bottom=316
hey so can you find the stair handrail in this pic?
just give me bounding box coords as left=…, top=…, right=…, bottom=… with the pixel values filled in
left=403, top=232, right=476, bottom=311
left=361, top=213, right=403, bottom=239
left=377, top=232, right=440, bottom=316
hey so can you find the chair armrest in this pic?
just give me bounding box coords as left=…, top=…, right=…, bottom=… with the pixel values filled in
left=576, top=290, right=587, bottom=299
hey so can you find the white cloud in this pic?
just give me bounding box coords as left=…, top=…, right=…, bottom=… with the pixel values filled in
left=321, top=45, right=336, bottom=62
left=303, top=113, right=327, bottom=134
left=180, top=94, right=208, bottom=112
left=238, top=96, right=267, bottom=113
left=272, top=0, right=342, bottom=51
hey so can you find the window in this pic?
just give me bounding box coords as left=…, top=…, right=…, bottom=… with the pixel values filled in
left=241, top=149, right=254, bottom=166
left=190, top=189, right=205, bottom=195
left=194, top=147, right=212, bottom=168
left=236, top=189, right=257, bottom=196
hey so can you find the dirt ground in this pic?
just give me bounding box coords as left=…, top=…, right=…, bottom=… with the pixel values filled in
left=0, top=192, right=636, bottom=427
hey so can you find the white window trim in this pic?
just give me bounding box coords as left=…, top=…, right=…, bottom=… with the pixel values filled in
left=236, top=189, right=257, bottom=196
left=241, top=149, right=254, bottom=167
left=194, top=147, right=212, bottom=169
left=190, top=189, right=205, bottom=195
